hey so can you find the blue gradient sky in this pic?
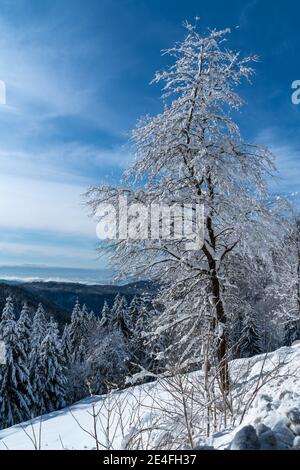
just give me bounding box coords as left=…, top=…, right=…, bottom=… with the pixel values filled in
left=0, top=0, right=300, bottom=270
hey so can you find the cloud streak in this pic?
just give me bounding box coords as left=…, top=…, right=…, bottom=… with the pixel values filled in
left=0, top=174, right=95, bottom=236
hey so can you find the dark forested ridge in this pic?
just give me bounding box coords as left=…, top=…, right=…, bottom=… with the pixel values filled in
left=0, top=282, right=69, bottom=326
left=0, top=280, right=156, bottom=325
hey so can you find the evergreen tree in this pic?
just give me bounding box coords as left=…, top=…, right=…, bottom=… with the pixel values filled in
left=99, top=301, right=110, bottom=330
left=61, top=324, right=72, bottom=365
left=128, top=296, right=141, bottom=324
left=69, top=300, right=88, bottom=361
left=88, top=329, right=129, bottom=393
left=86, top=295, right=133, bottom=393
left=129, top=299, right=163, bottom=381
left=77, top=337, right=87, bottom=363
left=67, top=300, right=96, bottom=401
left=37, top=319, right=66, bottom=414
left=111, top=295, right=131, bottom=338
left=31, top=304, right=47, bottom=348
left=82, top=304, right=97, bottom=340
left=0, top=297, right=33, bottom=428
left=17, top=303, right=32, bottom=359
left=29, top=303, right=48, bottom=415
left=240, top=309, right=262, bottom=358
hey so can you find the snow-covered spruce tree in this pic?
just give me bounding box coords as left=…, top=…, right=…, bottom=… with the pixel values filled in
left=85, top=295, right=132, bottom=393
left=61, top=323, right=72, bottom=366
left=110, top=294, right=132, bottom=338
left=87, top=328, right=130, bottom=393
left=86, top=24, right=280, bottom=392
left=128, top=297, right=165, bottom=383
left=82, top=304, right=98, bottom=339
left=30, top=303, right=47, bottom=350
left=99, top=300, right=110, bottom=330
left=29, top=303, right=49, bottom=415
left=128, top=296, right=141, bottom=323
left=66, top=300, right=97, bottom=401
left=68, top=299, right=83, bottom=360
left=239, top=308, right=262, bottom=358
left=17, top=302, right=32, bottom=360
left=0, top=297, right=33, bottom=428
left=68, top=300, right=95, bottom=361
left=36, top=319, right=66, bottom=414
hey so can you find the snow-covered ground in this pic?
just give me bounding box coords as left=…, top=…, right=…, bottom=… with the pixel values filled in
left=0, top=344, right=299, bottom=450
left=208, top=343, right=300, bottom=450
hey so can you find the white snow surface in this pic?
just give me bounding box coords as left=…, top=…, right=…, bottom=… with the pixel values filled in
left=0, top=344, right=299, bottom=450
left=208, top=343, right=300, bottom=450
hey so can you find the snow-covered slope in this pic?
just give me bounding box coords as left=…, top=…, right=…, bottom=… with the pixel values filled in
left=0, top=344, right=299, bottom=450
left=208, top=343, right=300, bottom=450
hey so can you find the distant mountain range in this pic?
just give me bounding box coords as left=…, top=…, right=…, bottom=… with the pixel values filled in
left=0, top=279, right=155, bottom=328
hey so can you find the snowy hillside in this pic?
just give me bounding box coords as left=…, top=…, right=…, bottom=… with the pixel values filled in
left=0, top=344, right=299, bottom=450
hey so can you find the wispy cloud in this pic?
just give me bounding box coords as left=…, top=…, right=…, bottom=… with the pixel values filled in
left=239, top=0, right=259, bottom=26
left=0, top=144, right=131, bottom=185
left=0, top=241, right=97, bottom=263
left=256, top=127, right=300, bottom=202
left=0, top=174, right=94, bottom=236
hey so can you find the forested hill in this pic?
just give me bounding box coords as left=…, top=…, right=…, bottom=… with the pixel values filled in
left=0, top=282, right=69, bottom=327
left=0, top=280, right=155, bottom=325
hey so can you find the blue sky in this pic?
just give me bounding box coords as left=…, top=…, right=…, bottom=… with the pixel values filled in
left=0, top=0, right=300, bottom=272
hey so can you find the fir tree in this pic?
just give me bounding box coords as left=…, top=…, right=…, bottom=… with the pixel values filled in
left=99, top=301, right=110, bottom=330
left=31, top=303, right=47, bottom=348
left=82, top=304, right=97, bottom=339
left=0, top=297, right=33, bottom=428
left=67, top=300, right=95, bottom=401
left=37, top=319, right=66, bottom=414
left=240, top=309, right=262, bottom=358
left=111, top=295, right=131, bottom=338
left=61, top=324, right=72, bottom=365
left=128, top=296, right=141, bottom=324
left=29, top=303, right=48, bottom=415
left=17, top=303, right=32, bottom=359
left=69, top=300, right=88, bottom=362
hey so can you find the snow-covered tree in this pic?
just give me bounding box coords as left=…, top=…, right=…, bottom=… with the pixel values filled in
left=268, top=214, right=300, bottom=345
left=99, top=300, right=110, bottom=330
left=82, top=304, right=97, bottom=339
left=61, top=323, right=72, bottom=365
left=87, top=329, right=129, bottom=393
left=283, top=319, right=300, bottom=346
left=239, top=309, right=262, bottom=358
left=128, top=297, right=165, bottom=382
left=87, top=23, right=280, bottom=391
left=66, top=301, right=97, bottom=401
left=29, top=303, right=49, bottom=414
left=36, top=319, right=66, bottom=414
left=17, top=303, right=32, bottom=359
left=0, top=297, right=33, bottom=428
left=69, top=300, right=84, bottom=361
left=30, top=303, right=47, bottom=350
left=85, top=295, right=134, bottom=393
left=68, top=300, right=95, bottom=362
left=110, top=294, right=132, bottom=338
left=128, top=296, right=140, bottom=323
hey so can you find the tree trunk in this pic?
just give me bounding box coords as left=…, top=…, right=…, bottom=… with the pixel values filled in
left=203, top=241, right=230, bottom=394
left=210, top=267, right=230, bottom=394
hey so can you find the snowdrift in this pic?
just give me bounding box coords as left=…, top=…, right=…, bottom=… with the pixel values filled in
left=0, top=344, right=299, bottom=450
